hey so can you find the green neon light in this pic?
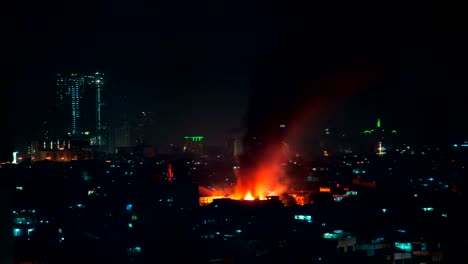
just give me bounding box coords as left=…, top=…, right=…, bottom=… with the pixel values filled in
left=391, top=130, right=397, bottom=134
left=377, top=118, right=381, bottom=128
left=184, top=136, right=204, bottom=142
left=363, top=130, right=373, bottom=134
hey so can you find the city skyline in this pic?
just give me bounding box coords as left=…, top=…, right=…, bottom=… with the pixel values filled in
left=1, top=1, right=467, bottom=262
left=4, top=0, right=468, bottom=157
left=11, top=67, right=468, bottom=147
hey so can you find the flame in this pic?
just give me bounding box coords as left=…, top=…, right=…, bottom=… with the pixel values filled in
left=231, top=142, right=289, bottom=201
left=244, top=191, right=255, bottom=200
left=227, top=60, right=382, bottom=202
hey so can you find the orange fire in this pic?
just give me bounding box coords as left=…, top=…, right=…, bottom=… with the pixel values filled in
left=244, top=191, right=255, bottom=200
left=231, top=142, right=290, bottom=200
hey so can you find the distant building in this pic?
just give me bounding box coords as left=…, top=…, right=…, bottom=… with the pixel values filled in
left=361, top=118, right=398, bottom=156
left=110, top=113, right=134, bottom=153
left=135, top=111, right=156, bottom=145
left=319, top=128, right=353, bottom=156
left=32, top=138, right=94, bottom=161
left=42, top=72, right=108, bottom=150
left=113, top=121, right=133, bottom=149
left=183, top=136, right=204, bottom=156
left=233, top=138, right=243, bottom=158
left=109, top=111, right=157, bottom=154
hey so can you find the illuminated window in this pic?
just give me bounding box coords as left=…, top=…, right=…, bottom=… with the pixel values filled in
left=294, top=215, right=312, bottom=223
left=323, top=233, right=339, bottom=239
left=13, top=228, right=23, bottom=237
left=395, top=242, right=412, bottom=252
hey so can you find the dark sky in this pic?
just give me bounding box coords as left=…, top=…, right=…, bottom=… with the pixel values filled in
left=3, top=0, right=468, bottom=159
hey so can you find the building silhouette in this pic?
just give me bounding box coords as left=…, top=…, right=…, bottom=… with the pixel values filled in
left=361, top=118, right=398, bottom=155
left=135, top=111, right=156, bottom=145
left=42, top=72, right=107, bottom=150
left=183, top=136, right=204, bottom=156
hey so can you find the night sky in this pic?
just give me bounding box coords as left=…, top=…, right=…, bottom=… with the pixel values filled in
left=3, top=0, right=468, bottom=160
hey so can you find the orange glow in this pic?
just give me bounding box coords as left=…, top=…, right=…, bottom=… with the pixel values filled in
left=231, top=142, right=290, bottom=201
left=227, top=60, right=382, bottom=203
left=244, top=191, right=255, bottom=200
left=319, top=187, right=331, bottom=193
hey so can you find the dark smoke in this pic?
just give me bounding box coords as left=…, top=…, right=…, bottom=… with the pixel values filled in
left=240, top=0, right=385, bottom=173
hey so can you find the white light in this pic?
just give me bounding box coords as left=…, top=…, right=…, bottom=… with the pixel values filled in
left=12, top=151, right=18, bottom=164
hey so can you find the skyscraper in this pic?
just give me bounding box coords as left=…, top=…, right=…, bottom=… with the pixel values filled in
left=44, top=72, right=106, bottom=147
left=135, top=111, right=156, bottom=145
left=110, top=112, right=134, bottom=152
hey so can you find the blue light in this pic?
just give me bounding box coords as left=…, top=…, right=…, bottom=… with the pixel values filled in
left=453, top=144, right=458, bottom=147
left=126, top=204, right=132, bottom=211
left=395, top=242, right=412, bottom=252
left=462, top=144, right=468, bottom=147
left=294, top=215, right=312, bottom=223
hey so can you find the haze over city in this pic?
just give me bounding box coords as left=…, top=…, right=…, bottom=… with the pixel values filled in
left=1, top=0, right=467, bottom=263
left=4, top=0, right=468, bottom=152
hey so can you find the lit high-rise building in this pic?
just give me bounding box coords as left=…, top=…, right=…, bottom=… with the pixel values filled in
left=45, top=72, right=106, bottom=147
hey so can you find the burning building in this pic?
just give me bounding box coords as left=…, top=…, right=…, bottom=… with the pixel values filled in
left=214, top=1, right=384, bottom=204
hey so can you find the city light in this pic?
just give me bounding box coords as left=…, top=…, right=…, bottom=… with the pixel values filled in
left=12, top=151, right=18, bottom=164
left=184, top=136, right=204, bottom=141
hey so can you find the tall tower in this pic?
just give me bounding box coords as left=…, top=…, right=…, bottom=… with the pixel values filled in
left=362, top=117, right=398, bottom=155
left=55, top=73, right=84, bottom=136
left=84, top=72, right=106, bottom=146
left=135, top=111, right=156, bottom=145
left=48, top=72, right=106, bottom=145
